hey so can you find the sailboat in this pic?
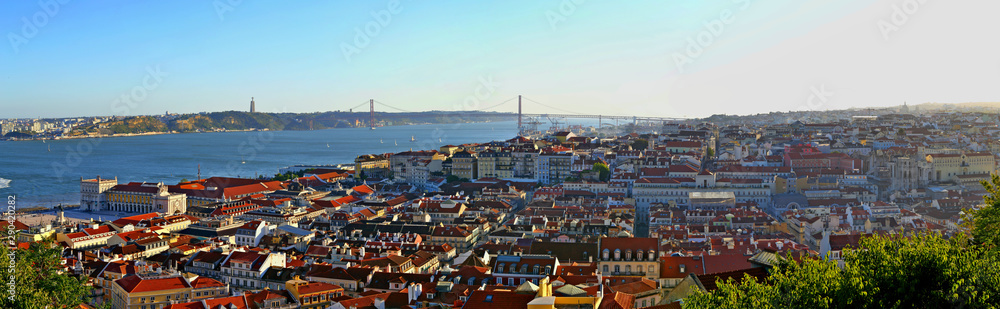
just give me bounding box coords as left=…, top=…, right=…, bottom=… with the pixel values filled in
left=241, top=155, right=246, bottom=164
left=326, top=143, right=330, bottom=148
left=394, top=139, right=397, bottom=146
left=410, top=135, right=416, bottom=142
left=380, top=138, right=383, bottom=144
left=438, top=138, right=442, bottom=143
left=47, top=144, right=51, bottom=152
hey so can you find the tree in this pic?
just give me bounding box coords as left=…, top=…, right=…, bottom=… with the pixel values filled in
left=683, top=175, right=1000, bottom=308
left=632, top=139, right=648, bottom=150
left=683, top=233, right=1000, bottom=309
left=0, top=237, right=93, bottom=308
left=593, top=162, right=610, bottom=181
left=968, top=174, right=1000, bottom=248
left=706, top=146, right=715, bottom=158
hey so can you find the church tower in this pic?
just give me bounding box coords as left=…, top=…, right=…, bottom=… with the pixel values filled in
left=250, top=97, right=255, bottom=113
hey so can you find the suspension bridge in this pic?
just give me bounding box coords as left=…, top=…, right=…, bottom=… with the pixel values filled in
left=341, top=95, right=687, bottom=134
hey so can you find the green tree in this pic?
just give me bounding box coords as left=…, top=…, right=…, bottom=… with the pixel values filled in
left=0, top=237, right=93, bottom=308
left=706, top=146, right=715, bottom=158
left=593, top=162, right=610, bottom=181
left=968, top=174, right=1000, bottom=248
left=683, top=233, right=1000, bottom=309
left=684, top=255, right=845, bottom=309
left=632, top=139, right=648, bottom=150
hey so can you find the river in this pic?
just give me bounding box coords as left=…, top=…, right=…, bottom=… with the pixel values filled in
left=0, top=121, right=520, bottom=207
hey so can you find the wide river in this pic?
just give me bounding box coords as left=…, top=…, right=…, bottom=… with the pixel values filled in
left=0, top=121, right=519, bottom=207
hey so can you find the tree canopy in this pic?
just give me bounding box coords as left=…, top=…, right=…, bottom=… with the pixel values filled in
left=683, top=233, right=1000, bottom=309
left=681, top=175, right=1000, bottom=308
left=0, top=238, right=93, bottom=308
left=593, top=162, right=610, bottom=181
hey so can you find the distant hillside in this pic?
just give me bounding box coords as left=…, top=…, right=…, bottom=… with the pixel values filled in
left=169, top=111, right=290, bottom=132
left=75, top=116, right=168, bottom=134
left=66, top=111, right=514, bottom=135
left=914, top=102, right=1000, bottom=111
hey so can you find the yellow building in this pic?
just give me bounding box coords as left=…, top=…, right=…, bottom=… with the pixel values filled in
left=927, top=152, right=996, bottom=183
left=477, top=150, right=514, bottom=179
left=527, top=277, right=602, bottom=309
left=354, top=154, right=390, bottom=178
left=774, top=175, right=809, bottom=194
left=451, top=150, right=478, bottom=180
left=439, top=145, right=462, bottom=156
left=111, top=273, right=227, bottom=309
left=286, top=276, right=345, bottom=309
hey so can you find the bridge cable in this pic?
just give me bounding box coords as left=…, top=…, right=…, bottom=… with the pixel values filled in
left=469, top=96, right=518, bottom=112
left=373, top=100, right=416, bottom=113
left=521, top=97, right=583, bottom=115
left=345, top=101, right=369, bottom=111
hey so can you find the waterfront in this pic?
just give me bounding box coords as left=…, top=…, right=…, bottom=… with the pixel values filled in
left=0, top=121, right=519, bottom=207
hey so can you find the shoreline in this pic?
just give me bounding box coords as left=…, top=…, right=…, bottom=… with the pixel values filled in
left=2, top=119, right=509, bottom=142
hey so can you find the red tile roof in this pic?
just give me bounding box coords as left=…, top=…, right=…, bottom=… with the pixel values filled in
left=296, top=282, right=344, bottom=295
left=115, top=275, right=190, bottom=293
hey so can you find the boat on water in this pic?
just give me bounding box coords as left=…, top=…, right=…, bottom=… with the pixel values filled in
left=0, top=178, right=10, bottom=189
left=394, top=140, right=397, bottom=145
left=410, top=135, right=416, bottom=142
left=380, top=138, right=383, bottom=143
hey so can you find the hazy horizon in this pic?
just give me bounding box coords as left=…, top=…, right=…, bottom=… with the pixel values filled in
left=3, top=1, right=1000, bottom=119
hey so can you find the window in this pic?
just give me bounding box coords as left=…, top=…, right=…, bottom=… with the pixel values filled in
left=603, top=265, right=609, bottom=273
left=614, top=249, right=621, bottom=260
left=603, top=249, right=609, bottom=260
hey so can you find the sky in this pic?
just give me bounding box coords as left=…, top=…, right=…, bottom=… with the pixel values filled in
left=2, top=0, right=999, bottom=119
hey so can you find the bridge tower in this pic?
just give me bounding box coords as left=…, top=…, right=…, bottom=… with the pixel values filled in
left=369, top=99, right=375, bottom=129
left=517, top=95, right=522, bottom=135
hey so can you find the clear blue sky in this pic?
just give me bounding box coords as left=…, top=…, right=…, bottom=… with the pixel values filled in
left=2, top=0, right=999, bottom=119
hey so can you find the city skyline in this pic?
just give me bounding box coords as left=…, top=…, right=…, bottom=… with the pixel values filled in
left=3, top=1, right=1000, bottom=119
